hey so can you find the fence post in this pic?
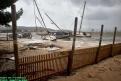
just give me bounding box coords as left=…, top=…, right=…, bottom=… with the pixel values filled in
left=67, top=17, right=78, bottom=75
left=6, top=32, right=8, bottom=41
left=95, top=25, right=104, bottom=63
left=11, top=4, right=19, bottom=76
left=111, top=27, right=117, bottom=56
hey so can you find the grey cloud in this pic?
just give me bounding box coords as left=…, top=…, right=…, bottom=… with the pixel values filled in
left=99, top=0, right=119, bottom=7
left=22, top=0, right=32, bottom=5
left=70, top=0, right=82, bottom=6
left=16, top=0, right=121, bottom=31
left=85, top=5, right=121, bottom=21
left=70, top=0, right=121, bottom=7
left=86, top=11, right=109, bottom=20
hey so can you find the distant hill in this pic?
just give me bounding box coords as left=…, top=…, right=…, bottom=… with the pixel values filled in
left=18, top=26, right=56, bottom=32
left=0, top=26, right=56, bottom=33
left=0, top=25, right=73, bottom=33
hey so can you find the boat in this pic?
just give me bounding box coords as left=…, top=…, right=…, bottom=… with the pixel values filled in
left=75, top=32, right=91, bottom=37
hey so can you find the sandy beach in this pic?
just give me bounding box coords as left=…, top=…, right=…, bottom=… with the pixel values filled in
left=49, top=55, right=121, bottom=81
left=0, top=41, right=13, bottom=53
left=0, top=33, right=121, bottom=79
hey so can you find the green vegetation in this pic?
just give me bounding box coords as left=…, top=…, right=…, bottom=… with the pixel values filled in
left=0, top=0, right=23, bottom=26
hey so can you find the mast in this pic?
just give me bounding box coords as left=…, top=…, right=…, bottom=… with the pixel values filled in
left=33, top=0, right=38, bottom=32
left=79, top=1, right=86, bottom=34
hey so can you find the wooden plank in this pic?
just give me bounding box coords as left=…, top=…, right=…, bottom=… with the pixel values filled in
left=54, top=53, right=59, bottom=72
left=48, top=54, right=51, bottom=75
left=38, top=55, right=41, bottom=78
left=59, top=53, right=64, bottom=71
left=52, top=53, right=55, bottom=74
left=45, top=54, right=48, bottom=78
left=42, top=55, right=44, bottom=77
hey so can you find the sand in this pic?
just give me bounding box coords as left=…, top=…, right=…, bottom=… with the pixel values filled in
left=0, top=39, right=116, bottom=58
left=0, top=41, right=13, bottom=55
left=49, top=55, right=121, bottom=81
left=0, top=39, right=120, bottom=73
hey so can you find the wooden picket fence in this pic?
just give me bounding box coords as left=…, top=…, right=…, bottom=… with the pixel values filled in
left=18, top=43, right=121, bottom=81
left=18, top=51, right=68, bottom=81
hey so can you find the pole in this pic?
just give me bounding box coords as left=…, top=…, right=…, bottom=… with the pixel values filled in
left=95, top=25, right=104, bottom=63
left=67, top=17, right=78, bottom=75
left=79, top=1, right=86, bottom=34
left=11, top=4, right=19, bottom=76
left=111, top=27, right=117, bottom=56
left=6, top=30, right=8, bottom=41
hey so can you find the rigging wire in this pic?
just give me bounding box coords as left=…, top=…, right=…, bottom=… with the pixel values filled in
left=33, top=0, right=47, bottom=31
left=33, top=0, right=55, bottom=40
left=35, top=16, right=44, bottom=28
left=33, top=0, right=70, bottom=40
left=45, top=13, right=68, bottom=33
left=33, top=0, right=49, bottom=33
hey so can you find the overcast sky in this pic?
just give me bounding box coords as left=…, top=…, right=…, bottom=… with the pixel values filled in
left=10, top=0, right=121, bottom=31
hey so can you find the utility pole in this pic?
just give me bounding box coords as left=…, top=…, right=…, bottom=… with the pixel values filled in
left=79, top=1, right=86, bottom=34
left=11, top=4, right=19, bottom=76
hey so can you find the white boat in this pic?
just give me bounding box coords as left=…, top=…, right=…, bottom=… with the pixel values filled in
left=76, top=32, right=91, bottom=37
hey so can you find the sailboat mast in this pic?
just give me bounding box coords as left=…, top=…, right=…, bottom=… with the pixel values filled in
left=33, top=0, right=38, bottom=32
left=79, top=1, right=86, bottom=34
